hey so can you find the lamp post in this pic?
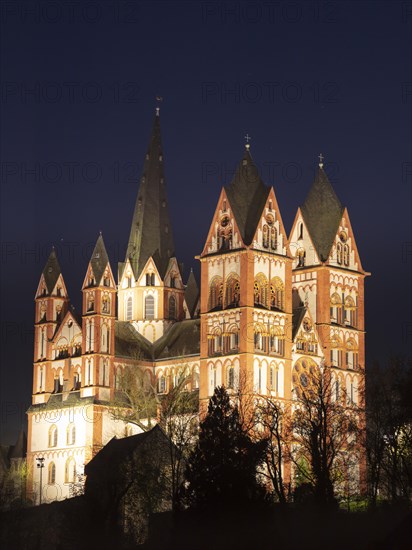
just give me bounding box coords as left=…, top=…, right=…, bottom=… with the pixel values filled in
left=36, top=457, right=45, bottom=505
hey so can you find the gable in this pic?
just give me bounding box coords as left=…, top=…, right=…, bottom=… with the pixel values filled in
left=200, top=188, right=244, bottom=256
left=327, top=208, right=364, bottom=273
left=288, top=208, right=321, bottom=268
left=251, top=188, right=289, bottom=256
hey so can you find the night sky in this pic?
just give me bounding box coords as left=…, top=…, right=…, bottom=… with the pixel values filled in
left=0, top=1, right=411, bottom=444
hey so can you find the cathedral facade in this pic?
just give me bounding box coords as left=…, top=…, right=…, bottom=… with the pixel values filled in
left=27, top=111, right=368, bottom=503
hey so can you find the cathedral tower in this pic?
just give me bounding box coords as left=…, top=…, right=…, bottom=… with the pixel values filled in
left=289, top=159, right=369, bottom=486
left=118, top=110, right=184, bottom=342
left=198, top=145, right=293, bottom=411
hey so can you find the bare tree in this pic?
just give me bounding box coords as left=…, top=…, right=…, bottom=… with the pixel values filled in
left=109, top=362, right=199, bottom=510
left=291, top=365, right=362, bottom=508
left=255, top=397, right=291, bottom=505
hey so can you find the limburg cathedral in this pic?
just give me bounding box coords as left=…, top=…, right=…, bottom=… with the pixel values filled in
left=27, top=110, right=368, bottom=503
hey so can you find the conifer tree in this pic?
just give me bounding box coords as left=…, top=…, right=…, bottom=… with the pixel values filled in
left=185, top=386, right=267, bottom=509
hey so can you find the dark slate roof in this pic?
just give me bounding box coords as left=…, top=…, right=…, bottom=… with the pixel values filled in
left=301, top=166, right=344, bottom=262
left=115, top=321, right=153, bottom=360
left=85, top=424, right=170, bottom=474
left=90, top=234, right=110, bottom=285
left=27, top=393, right=96, bottom=413
left=42, top=248, right=62, bottom=294
left=9, top=430, right=27, bottom=460
left=123, top=112, right=175, bottom=280
left=225, top=149, right=270, bottom=246
left=184, top=270, right=199, bottom=318
left=154, top=319, right=200, bottom=360
left=292, top=306, right=307, bottom=340
left=114, top=319, right=200, bottom=361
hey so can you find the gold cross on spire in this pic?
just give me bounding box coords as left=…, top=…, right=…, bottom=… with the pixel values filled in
left=245, top=133, right=251, bottom=150
left=155, top=95, right=163, bottom=116
left=319, top=152, right=324, bottom=168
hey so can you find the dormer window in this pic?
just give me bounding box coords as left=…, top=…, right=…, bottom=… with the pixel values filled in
left=56, top=286, right=62, bottom=296
left=170, top=276, right=176, bottom=288
left=103, top=276, right=110, bottom=287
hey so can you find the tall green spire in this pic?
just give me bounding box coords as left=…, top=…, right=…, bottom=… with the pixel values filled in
left=125, top=111, right=175, bottom=279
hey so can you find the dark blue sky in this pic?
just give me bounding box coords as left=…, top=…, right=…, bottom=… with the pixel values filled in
left=0, top=0, right=411, bottom=444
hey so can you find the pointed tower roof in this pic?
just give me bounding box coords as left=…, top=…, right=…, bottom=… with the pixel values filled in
left=9, top=429, right=27, bottom=460
left=89, top=233, right=110, bottom=285
left=184, top=269, right=199, bottom=318
left=125, top=111, right=175, bottom=279
left=42, top=248, right=62, bottom=294
left=225, top=148, right=270, bottom=245
left=301, top=166, right=344, bottom=262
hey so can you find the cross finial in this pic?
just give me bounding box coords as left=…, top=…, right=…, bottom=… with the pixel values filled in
left=318, top=152, right=324, bottom=168
left=155, top=95, right=163, bottom=116
left=244, top=133, right=251, bottom=150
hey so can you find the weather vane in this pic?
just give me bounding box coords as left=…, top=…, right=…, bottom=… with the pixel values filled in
left=318, top=152, right=324, bottom=168
left=244, top=133, right=251, bottom=150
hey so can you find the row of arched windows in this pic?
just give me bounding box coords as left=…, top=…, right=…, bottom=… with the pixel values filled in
left=125, top=294, right=178, bottom=321
left=262, top=225, right=278, bottom=250
left=208, top=274, right=285, bottom=312
left=48, top=423, right=76, bottom=448
left=207, top=330, right=239, bottom=356
left=46, top=458, right=77, bottom=485
left=254, top=274, right=285, bottom=311
left=330, top=293, right=358, bottom=327
left=336, top=242, right=350, bottom=266
left=208, top=362, right=239, bottom=394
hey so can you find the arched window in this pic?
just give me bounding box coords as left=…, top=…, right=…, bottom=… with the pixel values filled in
left=330, top=293, right=342, bottom=323
left=344, top=295, right=357, bottom=327
left=64, top=458, right=76, bottom=484
left=337, top=242, right=343, bottom=265
left=270, top=277, right=284, bottom=311
left=254, top=274, right=268, bottom=308
left=227, top=365, right=235, bottom=389
left=297, top=248, right=306, bottom=267
left=225, top=274, right=240, bottom=308
left=126, top=296, right=133, bottom=321
left=269, top=365, right=274, bottom=390
left=73, top=370, right=81, bottom=390
left=343, top=244, right=350, bottom=266
left=208, top=277, right=223, bottom=311
left=48, top=462, right=56, bottom=485
left=168, top=295, right=176, bottom=320
left=66, top=424, right=76, bottom=446
left=115, top=367, right=122, bottom=390
left=102, top=295, right=109, bottom=313
left=48, top=425, right=58, bottom=448
left=193, top=367, right=200, bottom=390
left=298, top=222, right=303, bottom=240
left=270, top=228, right=277, bottom=250
left=146, top=273, right=156, bottom=286
left=263, top=225, right=269, bottom=248
left=157, top=374, right=166, bottom=394
left=145, top=295, right=155, bottom=319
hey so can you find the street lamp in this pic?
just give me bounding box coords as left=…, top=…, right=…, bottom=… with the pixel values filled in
left=36, top=457, right=45, bottom=505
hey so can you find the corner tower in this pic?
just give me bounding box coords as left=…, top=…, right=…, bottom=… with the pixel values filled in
left=118, top=109, right=184, bottom=342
